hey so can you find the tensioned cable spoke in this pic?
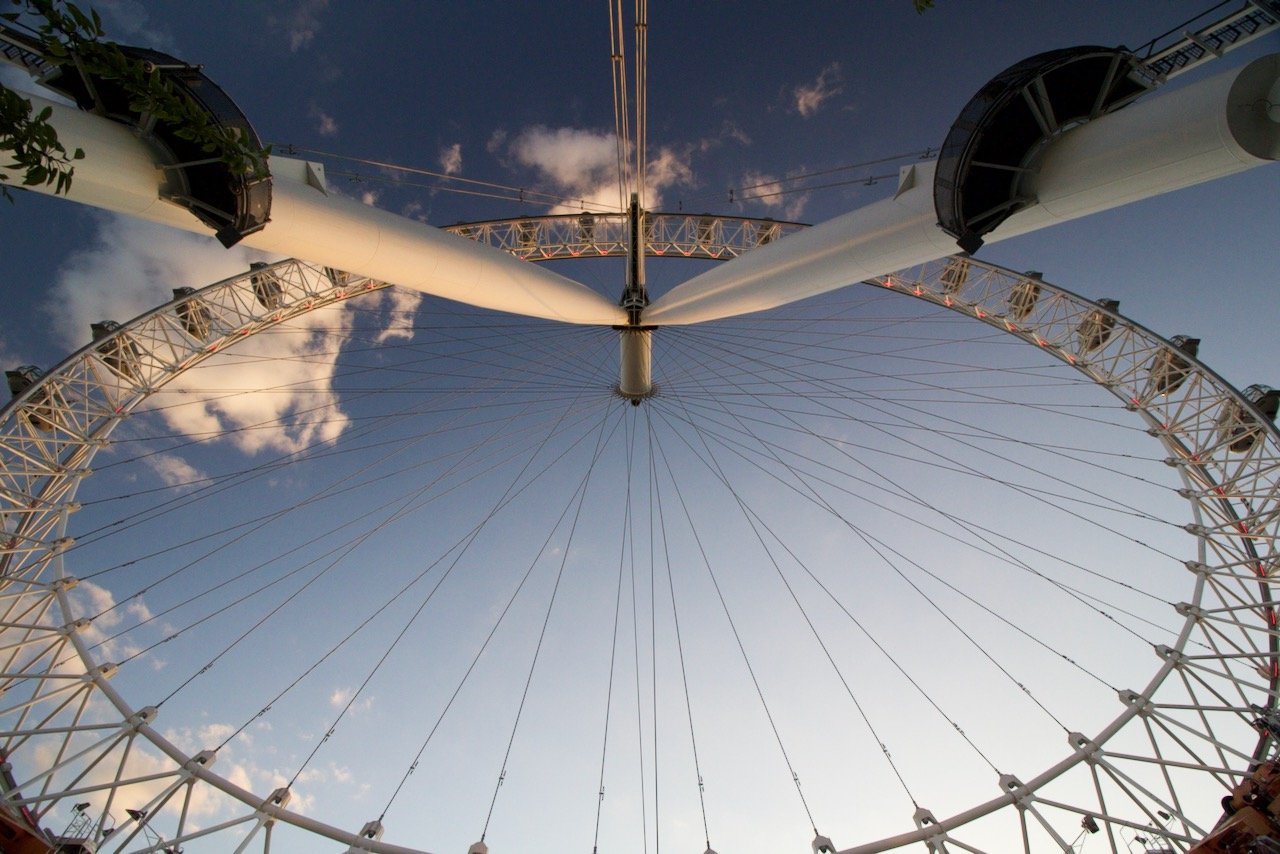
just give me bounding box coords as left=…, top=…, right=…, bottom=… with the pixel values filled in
left=168, top=386, right=609, bottom=717
left=592, top=408, right=636, bottom=854
left=649, top=400, right=1007, bottom=782
left=374, top=390, right=619, bottom=824
left=648, top=411, right=824, bottom=837
left=659, top=401, right=1194, bottom=653
left=105, top=394, right=602, bottom=679
left=479, top=403, right=621, bottom=841
left=661, top=320, right=1188, bottom=563
left=645, top=321, right=1172, bottom=752
left=656, top=327, right=1179, bottom=604
left=646, top=405, right=714, bottom=849
left=73, top=316, right=610, bottom=560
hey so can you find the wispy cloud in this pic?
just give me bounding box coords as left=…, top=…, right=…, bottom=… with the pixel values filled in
left=793, top=62, right=843, bottom=118
left=329, top=686, right=374, bottom=714
left=270, top=0, right=330, bottom=52
left=94, top=0, right=180, bottom=54
left=310, top=104, right=339, bottom=137
left=372, top=289, right=424, bottom=345
left=142, top=452, right=206, bottom=489
left=439, top=143, right=463, bottom=176
left=508, top=125, right=694, bottom=213
left=738, top=169, right=810, bottom=221
left=486, top=128, right=508, bottom=154
left=510, top=126, right=618, bottom=210
left=39, top=214, right=404, bottom=457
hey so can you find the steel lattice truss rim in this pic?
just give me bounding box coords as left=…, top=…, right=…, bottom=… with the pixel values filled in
left=0, top=255, right=1277, bottom=853
left=440, top=212, right=808, bottom=263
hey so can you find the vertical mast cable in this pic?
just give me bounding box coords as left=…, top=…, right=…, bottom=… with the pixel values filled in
left=609, top=0, right=632, bottom=209
left=633, top=0, right=648, bottom=208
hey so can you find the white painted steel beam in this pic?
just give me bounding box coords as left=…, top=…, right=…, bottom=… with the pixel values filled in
left=9, top=95, right=626, bottom=327
left=645, top=54, right=1280, bottom=327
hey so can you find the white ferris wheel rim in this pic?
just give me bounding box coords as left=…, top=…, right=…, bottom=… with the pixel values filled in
left=0, top=254, right=1277, bottom=853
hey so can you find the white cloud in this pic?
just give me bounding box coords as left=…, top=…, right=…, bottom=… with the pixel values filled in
left=40, top=213, right=414, bottom=456
left=793, top=62, right=843, bottom=118
left=310, top=105, right=339, bottom=137
left=328, top=686, right=374, bottom=714
left=372, top=288, right=423, bottom=345
left=44, top=215, right=274, bottom=349
left=272, top=0, right=331, bottom=52
left=511, top=126, right=617, bottom=208
left=738, top=169, right=811, bottom=221
left=63, top=579, right=150, bottom=665
left=401, top=201, right=427, bottom=222
left=156, top=311, right=353, bottom=455
left=360, top=189, right=380, bottom=207
left=646, top=147, right=694, bottom=199
left=439, top=142, right=463, bottom=176
left=126, top=599, right=154, bottom=623
left=509, top=126, right=693, bottom=213
left=486, top=129, right=508, bottom=154
left=722, top=121, right=752, bottom=147
left=142, top=452, right=205, bottom=489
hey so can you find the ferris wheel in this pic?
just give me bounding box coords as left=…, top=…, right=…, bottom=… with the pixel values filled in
left=2, top=251, right=1280, bottom=854
left=2, top=3, right=1280, bottom=854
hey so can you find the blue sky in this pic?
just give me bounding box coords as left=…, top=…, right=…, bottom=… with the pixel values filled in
left=1, top=2, right=1278, bottom=853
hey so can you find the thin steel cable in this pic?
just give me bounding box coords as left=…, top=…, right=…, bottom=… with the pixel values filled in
left=241, top=394, right=590, bottom=756
left=480, top=405, right=620, bottom=841
left=649, top=418, right=824, bottom=835
left=377, top=389, right=613, bottom=821
left=650, top=401, right=1004, bottom=779
left=633, top=410, right=651, bottom=854
left=592, top=408, right=636, bottom=853
left=655, top=360, right=925, bottom=806
left=684, top=147, right=935, bottom=204
left=646, top=409, right=661, bottom=851
left=657, top=325, right=1185, bottom=647
left=668, top=321, right=1187, bottom=566
left=649, top=407, right=714, bottom=847
left=273, top=145, right=585, bottom=208
left=633, top=0, right=648, bottom=207
left=610, top=0, right=632, bottom=206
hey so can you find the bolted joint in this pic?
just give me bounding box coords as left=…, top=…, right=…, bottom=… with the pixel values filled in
left=1068, top=731, right=1101, bottom=763
left=343, top=820, right=385, bottom=852
left=1119, top=688, right=1154, bottom=716
left=186, top=749, right=217, bottom=772
left=1174, top=602, right=1205, bottom=619
left=1184, top=560, right=1209, bottom=577
left=999, top=773, right=1032, bottom=805
left=128, top=706, right=159, bottom=728
left=61, top=618, right=92, bottom=636
left=263, top=787, right=291, bottom=811
left=87, top=663, right=118, bottom=682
